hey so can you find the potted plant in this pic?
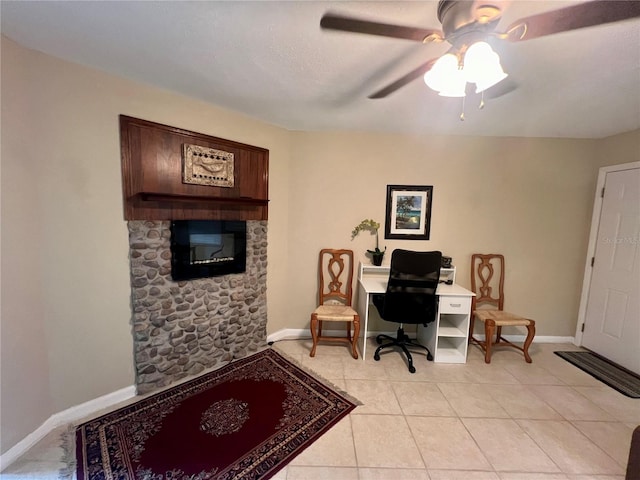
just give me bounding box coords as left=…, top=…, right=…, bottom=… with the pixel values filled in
left=352, top=219, right=386, bottom=266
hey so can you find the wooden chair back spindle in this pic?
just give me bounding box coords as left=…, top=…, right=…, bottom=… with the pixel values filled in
left=319, top=250, right=353, bottom=307
left=309, top=248, right=360, bottom=359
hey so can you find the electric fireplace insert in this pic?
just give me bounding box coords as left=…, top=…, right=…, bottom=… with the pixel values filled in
left=170, top=220, right=247, bottom=280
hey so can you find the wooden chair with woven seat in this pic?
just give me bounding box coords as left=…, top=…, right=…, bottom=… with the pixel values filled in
left=310, top=248, right=360, bottom=359
left=469, top=253, right=536, bottom=363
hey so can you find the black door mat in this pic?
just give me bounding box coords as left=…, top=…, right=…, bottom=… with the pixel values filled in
left=555, top=351, right=640, bottom=398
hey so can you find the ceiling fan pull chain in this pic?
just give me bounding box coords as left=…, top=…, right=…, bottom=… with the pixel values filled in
left=460, top=96, right=465, bottom=121
left=479, top=91, right=485, bottom=110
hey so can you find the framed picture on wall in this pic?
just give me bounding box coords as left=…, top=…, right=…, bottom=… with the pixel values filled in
left=384, top=185, right=433, bottom=240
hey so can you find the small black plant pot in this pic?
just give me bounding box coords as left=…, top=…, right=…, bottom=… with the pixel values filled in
left=371, top=253, right=384, bottom=266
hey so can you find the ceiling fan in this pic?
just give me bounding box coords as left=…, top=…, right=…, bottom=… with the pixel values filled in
left=320, top=0, right=640, bottom=100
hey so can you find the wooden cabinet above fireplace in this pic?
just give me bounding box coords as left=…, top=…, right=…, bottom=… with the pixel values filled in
left=120, top=115, right=269, bottom=221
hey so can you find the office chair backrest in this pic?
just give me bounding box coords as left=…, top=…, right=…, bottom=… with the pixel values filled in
left=376, top=249, right=442, bottom=323
left=470, top=253, right=505, bottom=311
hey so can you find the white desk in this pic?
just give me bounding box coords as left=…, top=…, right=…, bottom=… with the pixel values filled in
left=356, top=263, right=475, bottom=363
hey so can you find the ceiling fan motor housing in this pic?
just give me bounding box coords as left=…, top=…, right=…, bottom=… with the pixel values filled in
left=438, top=0, right=501, bottom=51
left=437, top=1, right=502, bottom=40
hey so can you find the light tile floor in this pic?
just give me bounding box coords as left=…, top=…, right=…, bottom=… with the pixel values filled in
left=3, top=338, right=639, bottom=479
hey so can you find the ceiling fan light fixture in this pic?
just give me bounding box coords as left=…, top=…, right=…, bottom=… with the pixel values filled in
left=474, top=68, right=508, bottom=93
left=437, top=81, right=467, bottom=97
left=424, top=53, right=466, bottom=97
left=322, top=1, right=640, bottom=102
left=463, top=41, right=508, bottom=92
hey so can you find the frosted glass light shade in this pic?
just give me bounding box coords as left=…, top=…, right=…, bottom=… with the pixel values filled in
left=463, top=41, right=508, bottom=93
left=437, top=81, right=467, bottom=97
left=474, top=69, right=508, bottom=93
left=424, top=53, right=466, bottom=97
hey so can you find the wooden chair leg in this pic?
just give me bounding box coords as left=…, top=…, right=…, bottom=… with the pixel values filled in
left=523, top=321, right=536, bottom=363
left=351, top=315, right=360, bottom=360
left=310, top=313, right=318, bottom=357
left=484, top=320, right=495, bottom=364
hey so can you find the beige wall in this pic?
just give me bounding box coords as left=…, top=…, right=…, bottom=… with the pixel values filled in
left=1, top=36, right=54, bottom=456
left=285, top=133, right=599, bottom=334
left=0, top=37, right=292, bottom=454
left=595, top=129, right=640, bottom=168
left=2, top=35, right=638, bottom=456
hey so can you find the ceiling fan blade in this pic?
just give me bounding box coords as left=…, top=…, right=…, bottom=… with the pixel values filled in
left=369, top=59, right=439, bottom=99
left=504, top=0, right=640, bottom=42
left=321, top=13, right=443, bottom=42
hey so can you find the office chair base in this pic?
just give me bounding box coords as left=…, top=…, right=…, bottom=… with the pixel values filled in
left=373, top=327, right=433, bottom=373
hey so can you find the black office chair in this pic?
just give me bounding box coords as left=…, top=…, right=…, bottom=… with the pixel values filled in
left=372, top=249, right=441, bottom=373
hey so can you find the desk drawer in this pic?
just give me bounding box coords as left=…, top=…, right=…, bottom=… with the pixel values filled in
left=439, top=296, right=471, bottom=314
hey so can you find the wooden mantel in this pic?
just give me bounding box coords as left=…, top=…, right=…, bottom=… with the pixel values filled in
left=120, top=115, right=269, bottom=221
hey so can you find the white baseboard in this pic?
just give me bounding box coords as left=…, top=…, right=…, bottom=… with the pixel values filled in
left=267, top=328, right=398, bottom=342
left=0, top=385, right=135, bottom=472
left=473, top=334, right=575, bottom=344
left=268, top=328, right=575, bottom=345
left=267, top=328, right=396, bottom=343
left=267, top=328, right=309, bottom=342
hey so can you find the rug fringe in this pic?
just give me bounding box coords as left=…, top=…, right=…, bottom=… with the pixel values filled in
left=268, top=346, right=363, bottom=406
left=58, top=424, right=77, bottom=480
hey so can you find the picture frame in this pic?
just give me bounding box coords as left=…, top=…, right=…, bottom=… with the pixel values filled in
left=384, top=185, right=433, bottom=240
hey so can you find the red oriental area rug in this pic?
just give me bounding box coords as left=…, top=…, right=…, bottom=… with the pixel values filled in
left=75, top=348, right=358, bottom=480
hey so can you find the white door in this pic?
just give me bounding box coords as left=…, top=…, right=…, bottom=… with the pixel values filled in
left=582, top=167, right=640, bottom=374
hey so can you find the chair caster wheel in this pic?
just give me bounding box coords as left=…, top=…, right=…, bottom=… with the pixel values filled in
left=409, top=365, right=416, bottom=373
left=373, top=352, right=380, bottom=361
left=427, top=353, right=434, bottom=361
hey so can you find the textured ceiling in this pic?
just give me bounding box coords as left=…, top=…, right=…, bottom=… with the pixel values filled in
left=2, top=0, right=639, bottom=138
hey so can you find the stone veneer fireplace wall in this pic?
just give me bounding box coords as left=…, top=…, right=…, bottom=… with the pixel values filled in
left=127, top=220, right=268, bottom=394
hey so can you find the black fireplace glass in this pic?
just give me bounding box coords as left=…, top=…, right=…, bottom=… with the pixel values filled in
left=170, top=220, right=246, bottom=281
